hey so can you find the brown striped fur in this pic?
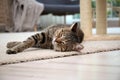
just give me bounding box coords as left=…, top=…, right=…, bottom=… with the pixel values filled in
left=6, top=23, right=84, bottom=54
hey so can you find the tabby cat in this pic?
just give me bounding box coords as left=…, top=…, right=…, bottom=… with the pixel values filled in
left=6, top=23, right=84, bottom=54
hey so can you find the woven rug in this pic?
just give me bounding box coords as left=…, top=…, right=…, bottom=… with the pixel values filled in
left=0, top=33, right=120, bottom=65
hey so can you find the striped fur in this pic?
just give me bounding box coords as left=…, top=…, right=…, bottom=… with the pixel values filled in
left=6, top=23, right=84, bottom=54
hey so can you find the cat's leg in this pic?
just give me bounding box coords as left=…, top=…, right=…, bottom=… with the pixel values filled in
left=7, top=41, right=21, bottom=48
left=6, top=32, right=45, bottom=54
left=6, top=38, right=35, bottom=54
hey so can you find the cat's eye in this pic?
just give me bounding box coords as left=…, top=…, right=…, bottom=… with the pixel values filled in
left=62, top=41, right=65, bottom=44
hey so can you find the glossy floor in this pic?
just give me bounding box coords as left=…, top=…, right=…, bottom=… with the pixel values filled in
left=0, top=50, right=120, bottom=80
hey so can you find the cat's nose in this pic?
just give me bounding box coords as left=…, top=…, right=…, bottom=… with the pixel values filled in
left=55, top=38, right=62, bottom=43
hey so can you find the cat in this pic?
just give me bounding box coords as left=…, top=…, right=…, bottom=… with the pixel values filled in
left=6, top=22, right=84, bottom=54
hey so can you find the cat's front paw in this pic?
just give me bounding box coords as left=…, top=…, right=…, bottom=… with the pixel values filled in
left=6, top=49, right=16, bottom=54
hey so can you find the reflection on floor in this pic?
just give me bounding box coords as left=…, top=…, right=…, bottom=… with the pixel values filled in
left=0, top=50, right=120, bottom=80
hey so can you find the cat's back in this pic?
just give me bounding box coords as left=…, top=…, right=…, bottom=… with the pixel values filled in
left=46, top=24, right=70, bottom=31
left=44, top=24, right=71, bottom=37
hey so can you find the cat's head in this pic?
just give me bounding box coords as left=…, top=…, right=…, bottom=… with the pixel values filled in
left=52, top=23, right=84, bottom=52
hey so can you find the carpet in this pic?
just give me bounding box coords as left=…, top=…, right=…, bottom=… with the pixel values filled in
left=0, top=33, right=120, bottom=65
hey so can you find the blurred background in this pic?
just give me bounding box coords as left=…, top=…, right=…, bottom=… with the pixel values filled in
left=0, top=0, right=120, bottom=34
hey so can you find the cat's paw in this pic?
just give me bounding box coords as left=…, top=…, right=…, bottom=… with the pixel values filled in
left=73, top=44, right=84, bottom=52
left=6, top=49, right=16, bottom=54
left=7, top=42, right=21, bottom=48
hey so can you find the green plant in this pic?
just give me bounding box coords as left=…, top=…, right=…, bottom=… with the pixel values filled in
left=92, top=1, right=96, bottom=8
left=113, top=0, right=120, bottom=6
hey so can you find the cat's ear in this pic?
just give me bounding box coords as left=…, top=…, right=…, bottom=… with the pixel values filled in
left=70, top=22, right=79, bottom=32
